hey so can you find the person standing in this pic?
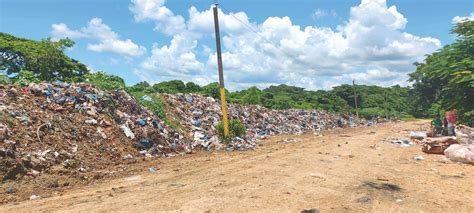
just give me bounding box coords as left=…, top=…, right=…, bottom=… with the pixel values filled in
left=445, top=110, right=458, bottom=136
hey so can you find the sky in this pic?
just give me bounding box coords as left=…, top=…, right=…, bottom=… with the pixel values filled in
left=1, top=0, right=473, bottom=91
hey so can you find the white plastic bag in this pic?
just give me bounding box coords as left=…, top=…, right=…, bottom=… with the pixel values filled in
left=444, top=144, right=474, bottom=164
left=410, top=131, right=426, bottom=140
left=120, top=124, right=135, bottom=139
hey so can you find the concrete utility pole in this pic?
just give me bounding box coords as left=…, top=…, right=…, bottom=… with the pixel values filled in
left=353, top=80, right=359, bottom=118
left=213, top=4, right=229, bottom=136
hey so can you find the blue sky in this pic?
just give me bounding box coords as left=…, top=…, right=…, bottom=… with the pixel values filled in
left=1, top=0, right=473, bottom=90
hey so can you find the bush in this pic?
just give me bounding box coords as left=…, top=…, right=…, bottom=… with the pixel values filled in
left=216, top=119, right=246, bottom=143
left=85, top=71, right=125, bottom=91
left=0, top=74, right=11, bottom=84
left=14, top=70, right=40, bottom=86
left=129, top=91, right=166, bottom=120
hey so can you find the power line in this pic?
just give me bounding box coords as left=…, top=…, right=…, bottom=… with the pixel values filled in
left=218, top=3, right=297, bottom=60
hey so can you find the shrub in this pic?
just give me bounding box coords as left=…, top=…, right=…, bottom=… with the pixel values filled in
left=85, top=71, right=125, bottom=91
left=216, top=119, right=246, bottom=143
left=0, top=74, right=11, bottom=84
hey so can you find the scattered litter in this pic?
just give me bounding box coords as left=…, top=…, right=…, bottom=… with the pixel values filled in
left=456, top=125, right=474, bottom=144
left=388, top=138, right=413, bottom=147
left=414, top=155, right=425, bottom=161
left=277, top=139, right=299, bottom=143
left=6, top=187, right=16, bottom=194
left=141, top=95, right=152, bottom=102
left=29, top=195, right=41, bottom=200
left=410, top=131, right=426, bottom=140
left=124, top=175, right=142, bottom=181
left=309, top=173, right=327, bottom=180
left=301, top=209, right=320, bottom=213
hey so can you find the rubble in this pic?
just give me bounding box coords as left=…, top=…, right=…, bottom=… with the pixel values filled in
left=161, top=93, right=365, bottom=151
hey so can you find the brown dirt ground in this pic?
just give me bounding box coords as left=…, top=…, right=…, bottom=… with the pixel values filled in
left=1, top=120, right=473, bottom=212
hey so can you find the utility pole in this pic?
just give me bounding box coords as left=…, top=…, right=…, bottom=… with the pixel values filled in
left=384, top=91, right=388, bottom=119
left=213, top=4, right=229, bottom=136
left=353, top=79, right=359, bottom=119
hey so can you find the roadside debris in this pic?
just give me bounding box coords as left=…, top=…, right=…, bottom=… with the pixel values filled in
left=421, top=137, right=458, bottom=154
left=410, top=131, right=426, bottom=140
left=444, top=144, right=474, bottom=164
left=387, top=138, right=413, bottom=147
left=414, top=155, right=425, bottom=161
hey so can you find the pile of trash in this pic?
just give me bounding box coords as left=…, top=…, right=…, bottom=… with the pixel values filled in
left=161, top=93, right=365, bottom=151
left=410, top=125, right=474, bottom=164
left=0, top=82, right=190, bottom=182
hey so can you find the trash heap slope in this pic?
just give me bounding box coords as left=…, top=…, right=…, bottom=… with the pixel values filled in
left=161, top=93, right=366, bottom=151
left=0, top=82, right=190, bottom=182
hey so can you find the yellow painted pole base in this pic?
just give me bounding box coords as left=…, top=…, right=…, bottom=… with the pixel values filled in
left=220, top=87, right=230, bottom=136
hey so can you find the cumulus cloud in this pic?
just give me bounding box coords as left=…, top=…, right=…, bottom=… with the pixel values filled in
left=51, top=18, right=146, bottom=57
left=132, top=0, right=441, bottom=90
left=129, top=0, right=186, bottom=35
left=452, top=13, right=474, bottom=23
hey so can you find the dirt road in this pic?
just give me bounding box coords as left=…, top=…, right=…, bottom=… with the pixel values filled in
left=2, top=120, right=473, bottom=212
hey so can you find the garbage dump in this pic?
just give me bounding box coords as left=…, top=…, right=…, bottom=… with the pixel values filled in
left=161, top=93, right=365, bottom=151
left=1, top=82, right=369, bottom=200
left=408, top=124, right=474, bottom=164
left=0, top=82, right=190, bottom=183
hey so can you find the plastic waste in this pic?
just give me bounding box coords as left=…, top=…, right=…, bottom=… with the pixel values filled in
left=120, top=124, right=135, bottom=139
left=85, top=119, right=98, bottom=125
left=410, top=131, right=426, bottom=140
left=414, top=155, right=424, bottom=161
left=142, top=95, right=152, bottom=101
left=444, top=144, right=474, bottom=164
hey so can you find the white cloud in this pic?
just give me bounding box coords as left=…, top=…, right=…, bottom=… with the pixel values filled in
left=133, top=0, right=441, bottom=90
left=51, top=23, right=87, bottom=39
left=312, top=9, right=337, bottom=20
left=51, top=18, right=146, bottom=57
left=452, top=13, right=474, bottom=23
left=129, top=0, right=186, bottom=35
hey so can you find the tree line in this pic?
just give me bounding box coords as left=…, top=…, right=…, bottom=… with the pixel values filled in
left=1, top=20, right=473, bottom=125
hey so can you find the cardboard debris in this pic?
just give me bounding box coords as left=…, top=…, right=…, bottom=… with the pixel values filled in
left=421, top=137, right=458, bottom=154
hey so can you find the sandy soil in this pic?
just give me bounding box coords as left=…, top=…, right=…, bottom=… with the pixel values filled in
left=1, top=120, right=473, bottom=212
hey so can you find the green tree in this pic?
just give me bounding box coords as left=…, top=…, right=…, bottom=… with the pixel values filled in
left=201, top=82, right=229, bottom=99
left=409, top=20, right=474, bottom=126
left=240, top=86, right=263, bottom=105
left=184, top=82, right=202, bottom=93
left=0, top=32, right=88, bottom=82
left=152, top=80, right=186, bottom=93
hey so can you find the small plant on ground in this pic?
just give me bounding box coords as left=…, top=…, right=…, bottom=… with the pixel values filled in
left=216, top=119, right=246, bottom=144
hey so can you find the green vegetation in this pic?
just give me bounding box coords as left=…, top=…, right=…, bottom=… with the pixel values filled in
left=216, top=119, right=247, bottom=143
left=0, top=32, right=88, bottom=82
left=0, top=74, right=11, bottom=84
left=85, top=71, right=126, bottom=91
left=409, top=20, right=474, bottom=126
